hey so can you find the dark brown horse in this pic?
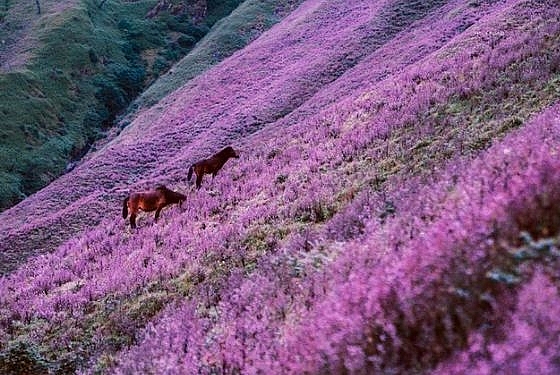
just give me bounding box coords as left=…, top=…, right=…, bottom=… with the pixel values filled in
left=187, top=146, right=239, bottom=189
left=122, top=185, right=186, bottom=228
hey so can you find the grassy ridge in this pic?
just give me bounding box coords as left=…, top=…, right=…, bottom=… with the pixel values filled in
left=125, top=0, right=302, bottom=118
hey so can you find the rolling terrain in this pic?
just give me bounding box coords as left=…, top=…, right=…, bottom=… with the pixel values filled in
left=1, top=0, right=560, bottom=373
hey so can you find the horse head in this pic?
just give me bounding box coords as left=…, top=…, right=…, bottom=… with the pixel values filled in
left=175, top=191, right=187, bottom=206
left=224, top=146, right=240, bottom=159
left=169, top=188, right=187, bottom=206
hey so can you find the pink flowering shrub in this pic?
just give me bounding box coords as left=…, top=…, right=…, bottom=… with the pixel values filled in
left=109, top=106, right=560, bottom=375
left=274, top=104, right=560, bottom=373
left=113, top=102, right=560, bottom=374
left=1, top=0, right=560, bottom=373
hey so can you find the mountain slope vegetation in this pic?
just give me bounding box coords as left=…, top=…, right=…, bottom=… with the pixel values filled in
left=0, top=0, right=294, bottom=211
left=1, top=0, right=560, bottom=373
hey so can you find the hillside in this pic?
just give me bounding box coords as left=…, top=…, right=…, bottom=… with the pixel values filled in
left=0, top=0, right=294, bottom=211
left=1, top=0, right=560, bottom=373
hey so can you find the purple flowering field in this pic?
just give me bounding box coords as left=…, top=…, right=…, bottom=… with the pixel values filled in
left=1, top=0, right=560, bottom=373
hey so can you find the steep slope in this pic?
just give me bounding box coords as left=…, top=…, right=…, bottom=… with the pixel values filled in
left=0, top=0, right=259, bottom=211
left=1, top=0, right=560, bottom=373
left=0, top=0, right=76, bottom=72
left=0, top=0, right=300, bottom=273
left=0, top=0, right=464, bottom=273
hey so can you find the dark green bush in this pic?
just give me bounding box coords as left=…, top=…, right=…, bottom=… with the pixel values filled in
left=162, top=44, right=182, bottom=61
left=109, top=63, right=146, bottom=98
left=88, top=48, right=99, bottom=63
left=94, top=76, right=127, bottom=120
left=177, top=35, right=197, bottom=48
left=93, top=63, right=146, bottom=124
left=153, top=57, right=171, bottom=76
left=164, top=14, right=208, bottom=38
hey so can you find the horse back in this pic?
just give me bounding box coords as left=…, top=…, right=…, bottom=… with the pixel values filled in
left=206, top=155, right=228, bottom=173
left=194, top=160, right=213, bottom=175
left=132, top=191, right=163, bottom=212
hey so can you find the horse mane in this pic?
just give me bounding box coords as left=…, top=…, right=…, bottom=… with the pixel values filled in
left=159, top=185, right=186, bottom=202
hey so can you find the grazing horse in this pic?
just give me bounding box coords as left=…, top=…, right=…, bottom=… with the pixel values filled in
left=122, top=185, right=186, bottom=229
left=187, top=146, right=239, bottom=189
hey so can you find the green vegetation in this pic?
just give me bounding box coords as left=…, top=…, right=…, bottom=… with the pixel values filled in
left=0, top=0, right=7, bottom=22
left=0, top=289, right=174, bottom=374
left=0, top=0, right=246, bottom=210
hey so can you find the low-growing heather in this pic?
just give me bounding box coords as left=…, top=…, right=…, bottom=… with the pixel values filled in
left=1, top=0, right=559, bottom=372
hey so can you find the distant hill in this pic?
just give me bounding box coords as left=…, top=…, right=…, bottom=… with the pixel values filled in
left=1, top=0, right=560, bottom=373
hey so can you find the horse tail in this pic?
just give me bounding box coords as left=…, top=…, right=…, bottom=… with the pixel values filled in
left=187, top=165, right=194, bottom=181
left=122, top=196, right=129, bottom=219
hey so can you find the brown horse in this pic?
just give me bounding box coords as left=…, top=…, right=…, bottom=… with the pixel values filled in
left=122, top=185, right=186, bottom=229
left=187, top=146, right=239, bottom=189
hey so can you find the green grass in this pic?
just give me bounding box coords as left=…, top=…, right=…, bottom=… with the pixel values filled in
left=0, top=0, right=8, bottom=22
left=1, top=289, right=174, bottom=374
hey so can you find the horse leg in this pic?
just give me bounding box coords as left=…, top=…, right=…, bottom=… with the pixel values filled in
left=130, top=213, right=137, bottom=229
left=196, top=173, right=203, bottom=189
left=212, top=172, right=217, bottom=185
left=122, top=197, right=129, bottom=219
left=155, top=206, right=163, bottom=221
